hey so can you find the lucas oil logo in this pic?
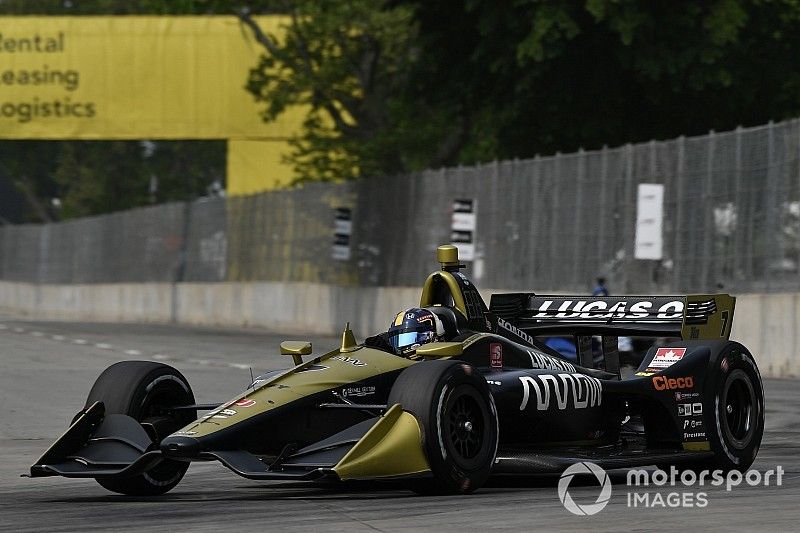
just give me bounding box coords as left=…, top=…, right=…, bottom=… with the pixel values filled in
left=530, top=299, right=684, bottom=320
left=519, top=374, right=602, bottom=411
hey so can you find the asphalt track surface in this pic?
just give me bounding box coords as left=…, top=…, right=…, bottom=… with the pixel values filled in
left=1, top=316, right=799, bottom=532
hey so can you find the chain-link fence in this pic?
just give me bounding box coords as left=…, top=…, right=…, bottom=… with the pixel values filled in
left=2, top=118, right=800, bottom=294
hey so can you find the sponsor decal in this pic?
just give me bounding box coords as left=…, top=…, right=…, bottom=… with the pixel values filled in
left=677, top=402, right=703, bottom=417
left=173, top=430, right=197, bottom=436
left=486, top=379, right=502, bottom=386
left=527, top=350, right=576, bottom=372
left=490, top=343, right=503, bottom=369
left=636, top=371, right=655, bottom=377
left=455, top=272, right=471, bottom=286
left=519, top=373, right=602, bottom=411
left=234, top=398, right=256, bottom=408
left=683, top=431, right=707, bottom=439
left=649, top=348, right=687, bottom=369
left=497, top=317, right=536, bottom=346
left=342, top=385, right=376, bottom=397
left=683, top=419, right=703, bottom=430
left=212, top=408, right=237, bottom=419
left=675, top=391, right=699, bottom=401
left=653, top=375, right=694, bottom=391
left=296, top=364, right=329, bottom=372
left=332, top=355, right=367, bottom=367
left=531, top=299, right=684, bottom=321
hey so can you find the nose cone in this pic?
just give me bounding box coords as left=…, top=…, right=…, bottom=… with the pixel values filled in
left=160, top=435, right=201, bottom=459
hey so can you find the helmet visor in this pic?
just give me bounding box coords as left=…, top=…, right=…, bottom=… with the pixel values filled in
left=389, top=330, right=434, bottom=353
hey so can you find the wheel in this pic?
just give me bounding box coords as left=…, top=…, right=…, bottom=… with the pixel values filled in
left=84, top=361, right=196, bottom=495
left=387, top=360, right=498, bottom=495
left=688, top=343, right=765, bottom=472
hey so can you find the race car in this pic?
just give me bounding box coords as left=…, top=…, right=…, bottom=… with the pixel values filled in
left=27, top=245, right=765, bottom=495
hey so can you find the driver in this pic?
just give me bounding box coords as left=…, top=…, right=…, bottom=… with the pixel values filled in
left=365, top=307, right=444, bottom=356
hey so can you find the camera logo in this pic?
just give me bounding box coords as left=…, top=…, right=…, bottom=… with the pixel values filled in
left=558, top=462, right=612, bottom=516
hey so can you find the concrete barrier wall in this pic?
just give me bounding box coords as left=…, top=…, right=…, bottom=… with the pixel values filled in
left=1, top=280, right=797, bottom=378
left=0, top=280, right=421, bottom=337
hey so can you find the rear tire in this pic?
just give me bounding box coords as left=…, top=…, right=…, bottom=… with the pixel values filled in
left=687, top=343, right=764, bottom=472
left=85, top=361, right=196, bottom=496
left=388, top=360, right=498, bottom=495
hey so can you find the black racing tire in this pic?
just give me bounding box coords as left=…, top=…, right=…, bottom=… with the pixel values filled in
left=688, top=343, right=765, bottom=472
left=387, top=360, right=498, bottom=495
left=85, top=361, right=196, bottom=496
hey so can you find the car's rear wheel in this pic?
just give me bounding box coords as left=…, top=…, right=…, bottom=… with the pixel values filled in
left=686, top=343, right=764, bottom=472
left=387, top=360, right=498, bottom=494
left=84, top=361, right=197, bottom=495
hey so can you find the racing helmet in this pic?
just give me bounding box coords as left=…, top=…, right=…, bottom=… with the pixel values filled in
left=388, top=307, right=444, bottom=356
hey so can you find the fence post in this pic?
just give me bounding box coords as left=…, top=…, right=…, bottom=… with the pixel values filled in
left=701, top=130, right=715, bottom=291
left=573, top=148, right=585, bottom=287
left=764, top=120, right=779, bottom=291
left=673, top=136, right=686, bottom=292
left=528, top=154, right=541, bottom=289
left=171, top=199, right=192, bottom=323
left=622, top=143, right=635, bottom=292
left=597, top=146, right=609, bottom=274
left=548, top=152, right=562, bottom=290
left=732, top=125, right=745, bottom=289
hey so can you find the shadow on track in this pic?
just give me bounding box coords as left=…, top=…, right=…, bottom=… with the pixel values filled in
left=39, top=471, right=632, bottom=504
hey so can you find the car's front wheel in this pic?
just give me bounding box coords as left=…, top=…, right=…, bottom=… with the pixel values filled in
left=388, top=360, right=498, bottom=494
left=83, top=361, right=197, bottom=495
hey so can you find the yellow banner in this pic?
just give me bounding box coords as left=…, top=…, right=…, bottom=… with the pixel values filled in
left=227, top=139, right=295, bottom=195
left=0, top=16, right=303, bottom=139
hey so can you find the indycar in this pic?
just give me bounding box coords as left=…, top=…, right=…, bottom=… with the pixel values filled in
left=27, top=245, right=765, bottom=495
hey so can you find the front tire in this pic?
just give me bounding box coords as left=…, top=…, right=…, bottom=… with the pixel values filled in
left=84, top=361, right=196, bottom=496
left=388, top=360, right=498, bottom=495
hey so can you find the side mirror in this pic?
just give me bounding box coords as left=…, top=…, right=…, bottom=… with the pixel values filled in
left=415, top=342, right=463, bottom=359
left=280, top=341, right=312, bottom=366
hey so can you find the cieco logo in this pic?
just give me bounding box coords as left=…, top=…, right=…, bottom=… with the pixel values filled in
left=558, top=462, right=612, bottom=516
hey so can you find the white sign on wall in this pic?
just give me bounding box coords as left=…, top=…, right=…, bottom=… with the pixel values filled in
left=451, top=199, right=476, bottom=261
left=634, top=183, right=664, bottom=260
left=332, top=207, right=352, bottom=261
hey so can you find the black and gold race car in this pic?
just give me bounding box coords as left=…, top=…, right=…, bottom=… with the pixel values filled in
left=27, top=245, right=765, bottom=495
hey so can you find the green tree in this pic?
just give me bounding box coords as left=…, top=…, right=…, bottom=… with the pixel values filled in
left=239, top=0, right=470, bottom=182
left=404, top=0, right=800, bottom=160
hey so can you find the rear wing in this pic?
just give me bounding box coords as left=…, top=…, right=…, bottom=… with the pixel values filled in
left=489, top=293, right=735, bottom=341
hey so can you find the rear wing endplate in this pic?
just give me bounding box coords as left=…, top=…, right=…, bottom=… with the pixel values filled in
left=489, top=293, right=735, bottom=340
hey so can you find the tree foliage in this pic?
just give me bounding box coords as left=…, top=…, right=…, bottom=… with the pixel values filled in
left=240, top=1, right=468, bottom=182
left=404, top=0, right=800, bottom=160
left=7, top=1, right=800, bottom=216
left=245, top=0, right=800, bottom=177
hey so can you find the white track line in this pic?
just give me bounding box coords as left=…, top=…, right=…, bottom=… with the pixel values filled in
left=3, top=324, right=254, bottom=372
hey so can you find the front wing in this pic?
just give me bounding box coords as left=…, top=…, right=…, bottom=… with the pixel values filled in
left=27, top=402, right=432, bottom=482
